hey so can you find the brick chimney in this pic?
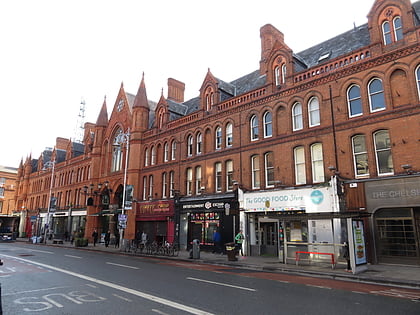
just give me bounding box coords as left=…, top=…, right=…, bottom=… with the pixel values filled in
left=167, top=78, right=185, bottom=103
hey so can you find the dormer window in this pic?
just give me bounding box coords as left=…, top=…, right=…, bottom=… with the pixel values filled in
left=381, top=9, right=403, bottom=45
left=274, top=61, right=286, bottom=86
left=205, top=87, right=215, bottom=111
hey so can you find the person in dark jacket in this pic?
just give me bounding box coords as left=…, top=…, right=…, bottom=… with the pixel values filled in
left=104, top=230, right=111, bottom=247
left=343, top=242, right=351, bottom=272
left=92, top=229, right=99, bottom=246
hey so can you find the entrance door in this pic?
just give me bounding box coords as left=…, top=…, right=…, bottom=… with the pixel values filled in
left=375, top=208, right=420, bottom=265
left=259, top=219, right=281, bottom=257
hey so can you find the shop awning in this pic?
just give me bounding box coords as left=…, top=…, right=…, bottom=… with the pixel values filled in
left=244, top=211, right=371, bottom=220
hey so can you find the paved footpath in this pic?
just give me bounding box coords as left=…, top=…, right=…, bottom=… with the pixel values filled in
left=16, top=238, right=420, bottom=289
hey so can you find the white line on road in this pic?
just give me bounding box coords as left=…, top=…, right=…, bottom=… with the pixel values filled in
left=187, top=277, right=256, bottom=292
left=3, top=286, right=70, bottom=296
left=106, top=262, right=139, bottom=269
left=65, top=255, right=82, bottom=259
left=113, top=293, right=132, bottom=302
left=27, top=249, right=54, bottom=254
left=152, top=309, right=170, bottom=315
left=1, top=254, right=214, bottom=315
left=306, top=284, right=332, bottom=290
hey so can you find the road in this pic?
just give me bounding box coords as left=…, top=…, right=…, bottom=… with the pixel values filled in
left=0, top=242, right=419, bottom=314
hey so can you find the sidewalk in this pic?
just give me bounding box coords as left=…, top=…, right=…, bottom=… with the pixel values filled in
left=17, top=238, right=420, bottom=289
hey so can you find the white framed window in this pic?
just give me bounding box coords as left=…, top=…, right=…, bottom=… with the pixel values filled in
left=294, top=146, right=306, bottom=185
left=292, top=102, right=303, bottom=131
left=263, top=111, right=272, bottom=138
left=352, top=135, right=369, bottom=177
left=274, top=66, right=281, bottom=86
left=215, top=162, right=222, bottom=192
left=347, top=85, right=362, bottom=117
left=142, top=176, right=147, bottom=200
left=195, top=166, right=202, bottom=195
left=281, top=64, right=287, bottom=84
left=162, top=172, right=167, bottom=198
left=111, top=130, right=123, bottom=172
left=382, top=21, right=392, bottom=45
left=171, top=141, right=177, bottom=160
left=226, top=160, right=233, bottom=191
left=196, top=133, right=202, bottom=155
left=148, top=175, right=153, bottom=199
left=308, top=97, right=320, bottom=127
left=374, top=130, right=394, bottom=176
left=368, top=78, right=386, bottom=112
left=164, top=142, right=169, bottom=162
left=250, top=115, right=259, bottom=140
left=226, top=123, right=233, bottom=147
left=215, top=127, right=222, bottom=149
left=169, top=171, right=175, bottom=198
left=311, top=143, right=324, bottom=183
left=151, top=146, right=156, bottom=165
left=251, top=155, right=260, bottom=189
left=187, top=135, right=193, bottom=156
left=186, top=168, right=192, bottom=196
left=393, top=16, right=403, bottom=41
left=265, top=152, right=275, bottom=187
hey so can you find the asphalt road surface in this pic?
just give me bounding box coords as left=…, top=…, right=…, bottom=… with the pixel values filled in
left=1, top=242, right=419, bottom=314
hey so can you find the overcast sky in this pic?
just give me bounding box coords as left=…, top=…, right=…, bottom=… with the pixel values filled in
left=1, top=0, right=389, bottom=168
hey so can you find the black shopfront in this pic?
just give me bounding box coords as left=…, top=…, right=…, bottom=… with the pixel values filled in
left=178, top=193, right=239, bottom=251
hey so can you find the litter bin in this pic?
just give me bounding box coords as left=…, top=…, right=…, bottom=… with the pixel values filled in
left=191, top=239, right=200, bottom=259
left=225, top=242, right=237, bottom=261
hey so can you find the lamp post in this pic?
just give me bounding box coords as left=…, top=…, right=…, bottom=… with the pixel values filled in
left=42, top=159, right=55, bottom=244
left=114, top=128, right=130, bottom=247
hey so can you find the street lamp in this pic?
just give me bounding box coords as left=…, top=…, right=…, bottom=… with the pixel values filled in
left=113, top=128, right=130, bottom=246
left=42, top=159, right=55, bottom=243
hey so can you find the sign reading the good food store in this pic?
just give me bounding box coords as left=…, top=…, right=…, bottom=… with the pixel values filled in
left=244, top=187, right=333, bottom=213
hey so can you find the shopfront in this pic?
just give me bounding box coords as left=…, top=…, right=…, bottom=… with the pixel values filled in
left=178, top=193, right=238, bottom=251
left=243, top=184, right=344, bottom=263
left=365, top=176, right=420, bottom=265
left=135, top=200, right=175, bottom=244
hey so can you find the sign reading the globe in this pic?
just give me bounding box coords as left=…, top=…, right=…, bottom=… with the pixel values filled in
left=244, top=187, right=332, bottom=213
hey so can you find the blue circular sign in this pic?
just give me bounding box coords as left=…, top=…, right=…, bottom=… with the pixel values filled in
left=310, top=190, right=324, bottom=204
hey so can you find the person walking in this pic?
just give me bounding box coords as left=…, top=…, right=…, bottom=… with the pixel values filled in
left=213, top=229, right=222, bottom=254
left=104, top=230, right=111, bottom=247
left=343, top=241, right=351, bottom=272
left=141, top=231, right=148, bottom=247
left=92, top=229, right=98, bottom=247
left=235, top=230, right=245, bottom=256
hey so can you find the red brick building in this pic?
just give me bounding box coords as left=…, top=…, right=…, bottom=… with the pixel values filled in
left=14, top=0, right=420, bottom=265
left=0, top=165, right=18, bottom=238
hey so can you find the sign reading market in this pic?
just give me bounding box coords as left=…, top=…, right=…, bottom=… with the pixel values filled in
left=244, top=187, right=333, bottom=213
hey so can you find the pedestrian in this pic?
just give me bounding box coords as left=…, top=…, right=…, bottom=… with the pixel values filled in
left=135, top=230, right=142, bottom=248
left=141, top=231, right=148, bottom=247
left=115, top=230, right=120, bottom=248
left=70, top=230, right=76, bottom=245
left=213, top=229, right=222, bottom=254
left=104, top=230, right=111, bottom=247
left=343, top=241, right=351, bottom=272
left=92, top=229, right=98, bottom=246
left=235, top=230, right=245, bottom=256
left=64, top=230, right=69, bottom=242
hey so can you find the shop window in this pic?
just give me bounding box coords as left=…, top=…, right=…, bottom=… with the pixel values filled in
left=352, top=135, right=369, bottom=177
left=374, top=130, right=394, bottom=175
left=311, top=143, right=324, bottom=183
left=347, top=84, right=362, bottom=117
left=294, top=146, right=306, bottom=185
left=292, top=102, right=303, bottom=131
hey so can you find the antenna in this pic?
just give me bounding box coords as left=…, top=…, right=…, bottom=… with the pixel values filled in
left=74, top=98, right=86, bottom=143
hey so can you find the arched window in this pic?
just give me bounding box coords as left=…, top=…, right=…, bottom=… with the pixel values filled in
left=251, top=155, right=260, bottom=189
left=250, top=115, right=259, bottom=140
left=382, top=15, right=403, bottom=45
left=226, top=123, right=233, bottom=147
left=171, top=140, right=176, bottom=160
left=393, top=16, right=403, bottom=41
left=195, top=166, right=202, bottom=195
left=263, top=111, right=272, bottom=138
left=196, top=132, right=202, bottom=154
left=164, top=142, right=169, bottom=162
left=416, top=65, right=420, bottom=100
left=292, top=102, right=303, bottom=131
left=151, top=146, right=156, bottom=165
left=352, top=135, right=369, bottom=177
left=294, top=146, right=306, bottom=185
left=274, top=66, right=281, bottom=86
left=308, top=97, right=320, bottom=127
left=368, top=78, right=386, bottom=112
left=311, top=143, right=324, bottom=183
left=264, top=152, right=274, bottom=187
left=226, top=160, right=233, bottom=191
left=281, top=64, right=287, bottom=84
left=374, top=130, right=394, bottom=175
left=111, top=130, right=123, bottom=172
left=347, top=85, right=362, bottom=117
left=187, top=135, right=193, bottom=156
left=215, top=126, right=222, bottom=149
left=382, top=21, right=392, bottom=45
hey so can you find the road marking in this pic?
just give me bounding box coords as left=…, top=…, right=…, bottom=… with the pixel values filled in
left=27, top=249, right=54, bottom=254
left=152, top=309, right=170, bottom=315
left=1, top=254, right=214, bottom=315
left=3, top=286, right=70, bottom=297
left=306, top=284, right=332, bottom=290
left=187, top=277, right=256, bottom=292
left=106, top=262, right=139, bottom=269
left=370, top=289, right=420, bottom=300
left=113, top=293, right=132, bottom=302
left=65, top=255, right=82, bottom=259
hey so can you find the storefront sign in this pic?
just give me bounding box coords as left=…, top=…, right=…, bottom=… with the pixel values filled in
left=365, top=177, right=420, bottom=211
left=136, top=200, right=174, bottom=220
left=182, top=202, right=233, bottom=211
left=352, top=220, right=367, bottom=265
left=244, top=187, right=333, bottom=213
